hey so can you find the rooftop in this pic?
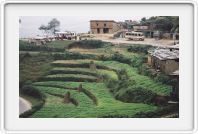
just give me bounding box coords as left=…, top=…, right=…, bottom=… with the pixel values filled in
left=150, top=48, right=179, bottom=60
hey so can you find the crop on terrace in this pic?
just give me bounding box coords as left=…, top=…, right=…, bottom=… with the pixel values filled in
left=19, top=40, right=177, bottom=118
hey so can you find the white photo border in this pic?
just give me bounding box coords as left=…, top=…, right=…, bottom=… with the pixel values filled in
left=1, top=0, right=198, bottom=134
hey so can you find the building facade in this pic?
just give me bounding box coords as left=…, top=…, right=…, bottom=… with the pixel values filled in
left=90, top=20, right=121, bottom=34
left=133, top=25, right=154, bottom=38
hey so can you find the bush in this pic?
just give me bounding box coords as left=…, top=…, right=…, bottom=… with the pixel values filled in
left=127, top=44, right=153, bottom=54
left=131, top=54, right=147, bottom=68
left=51, top=52, right=96, bottom=60
left=19, top=85, right=46, bottom=118
left=115, top=85, right=157, bottom=104
left=68, top=40, right=105, bottom=49
left=154, top=73, right=171, bottom=85
left=106, top=79, right=118, bottom=91
left=111, top=52, right=131, bottom=64
left=134, top=103, right=179, bottom=118
left=20, top=85, right=45, bottom=99
left=139, top=64, right=158, bottom=78
left=19, top=40, right=65, bottom=52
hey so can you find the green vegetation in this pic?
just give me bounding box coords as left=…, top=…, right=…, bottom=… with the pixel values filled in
left=127, top=44, right=154, bottom=54
left=68, top=40, right=105, bottom=49
left=19, top=39, right=176, bottom=118
left=31, top=82, right=157, bottom=118
left=20, top=85, right=46, bottom=118
left=19, top=40, right=75, bottom=52
left=140, top=16, right=179, bottom=32
left=19, top=52, right=53, bottom=88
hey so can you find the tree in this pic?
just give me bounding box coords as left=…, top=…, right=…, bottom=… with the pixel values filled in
left=39, top=24, right=50, bottom=35
left=139, top=16, right=179, bottom=32
left=140, top=17, right=146, bottom=24
left=38, top=18, right=60, bottom=35
left=47, top=18, right=60, bottom=34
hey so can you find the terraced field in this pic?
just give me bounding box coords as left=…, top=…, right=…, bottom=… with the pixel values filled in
left=30, top=58, right=171, bottom=118
left=19, top=40, right=174, bottom=118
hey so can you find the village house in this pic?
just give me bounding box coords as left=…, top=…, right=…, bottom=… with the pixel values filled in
left=148, top=46, right=179, bottom=100
left=148, top=47, right=179, bottom=75
left=90, top=20, right=121, bottom=34
left=133, top=25, right=155, bottom=38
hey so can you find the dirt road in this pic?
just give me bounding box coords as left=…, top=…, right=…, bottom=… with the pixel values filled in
left=92, top=36, right=177, bottom=47
left=19, top=97, right=32, bottom=115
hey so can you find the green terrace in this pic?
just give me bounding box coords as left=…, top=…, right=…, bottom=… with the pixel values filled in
left=51, top=59, right=171, bottom=96
left=32, top=82, right=158, bottom=118
left=19, top=40, right=176, bottom=118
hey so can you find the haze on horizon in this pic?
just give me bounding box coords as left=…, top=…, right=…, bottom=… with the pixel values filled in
left=19, top=16, right=151, bottom=38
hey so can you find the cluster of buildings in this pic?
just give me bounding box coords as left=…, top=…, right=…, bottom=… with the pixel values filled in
left=90, top=19, right=179, bottom=40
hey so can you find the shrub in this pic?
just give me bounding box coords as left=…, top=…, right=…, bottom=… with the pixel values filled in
left=68, top=40, right=105, bottom=49
left=127, top=44, right=153, bottom=54
left=111, top=52, right=131, bottom=64
left=19, top=53, right=31, bottom=63
left=134, top=103, right=179, bottom=118
left=106, top=79, right=118, bottom=91
left=19, top=85, right=46, bottom=118
left=19, top=40, right=65, bottom=52
left=139, top=64, right=158, bottom=78
left=20, top=85, right=45, bottom=99
left=115, top=85, right=157, bottom=104
left=131, top=54, right=147, bottom=68
left=154, top=73, right=171, bottom=85
left=51, top=52, right=96, bottom=60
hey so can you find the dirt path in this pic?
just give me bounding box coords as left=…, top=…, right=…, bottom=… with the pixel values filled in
left=19, top=97, right=32, bottom=115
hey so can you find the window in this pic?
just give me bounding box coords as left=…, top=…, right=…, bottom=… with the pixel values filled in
left=96, top=23, right=99, bottom=26
left=104, top=23, right=106, bottom=27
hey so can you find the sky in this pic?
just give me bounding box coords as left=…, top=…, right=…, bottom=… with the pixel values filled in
left=19, top=16, right=151, bottom=38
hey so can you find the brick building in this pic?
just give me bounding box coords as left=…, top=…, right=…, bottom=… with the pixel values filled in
left=90, top=20, right=121, bottom=34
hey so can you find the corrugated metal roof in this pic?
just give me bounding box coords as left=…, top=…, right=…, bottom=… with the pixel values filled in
left=151, top=48, right=179, bottom=60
